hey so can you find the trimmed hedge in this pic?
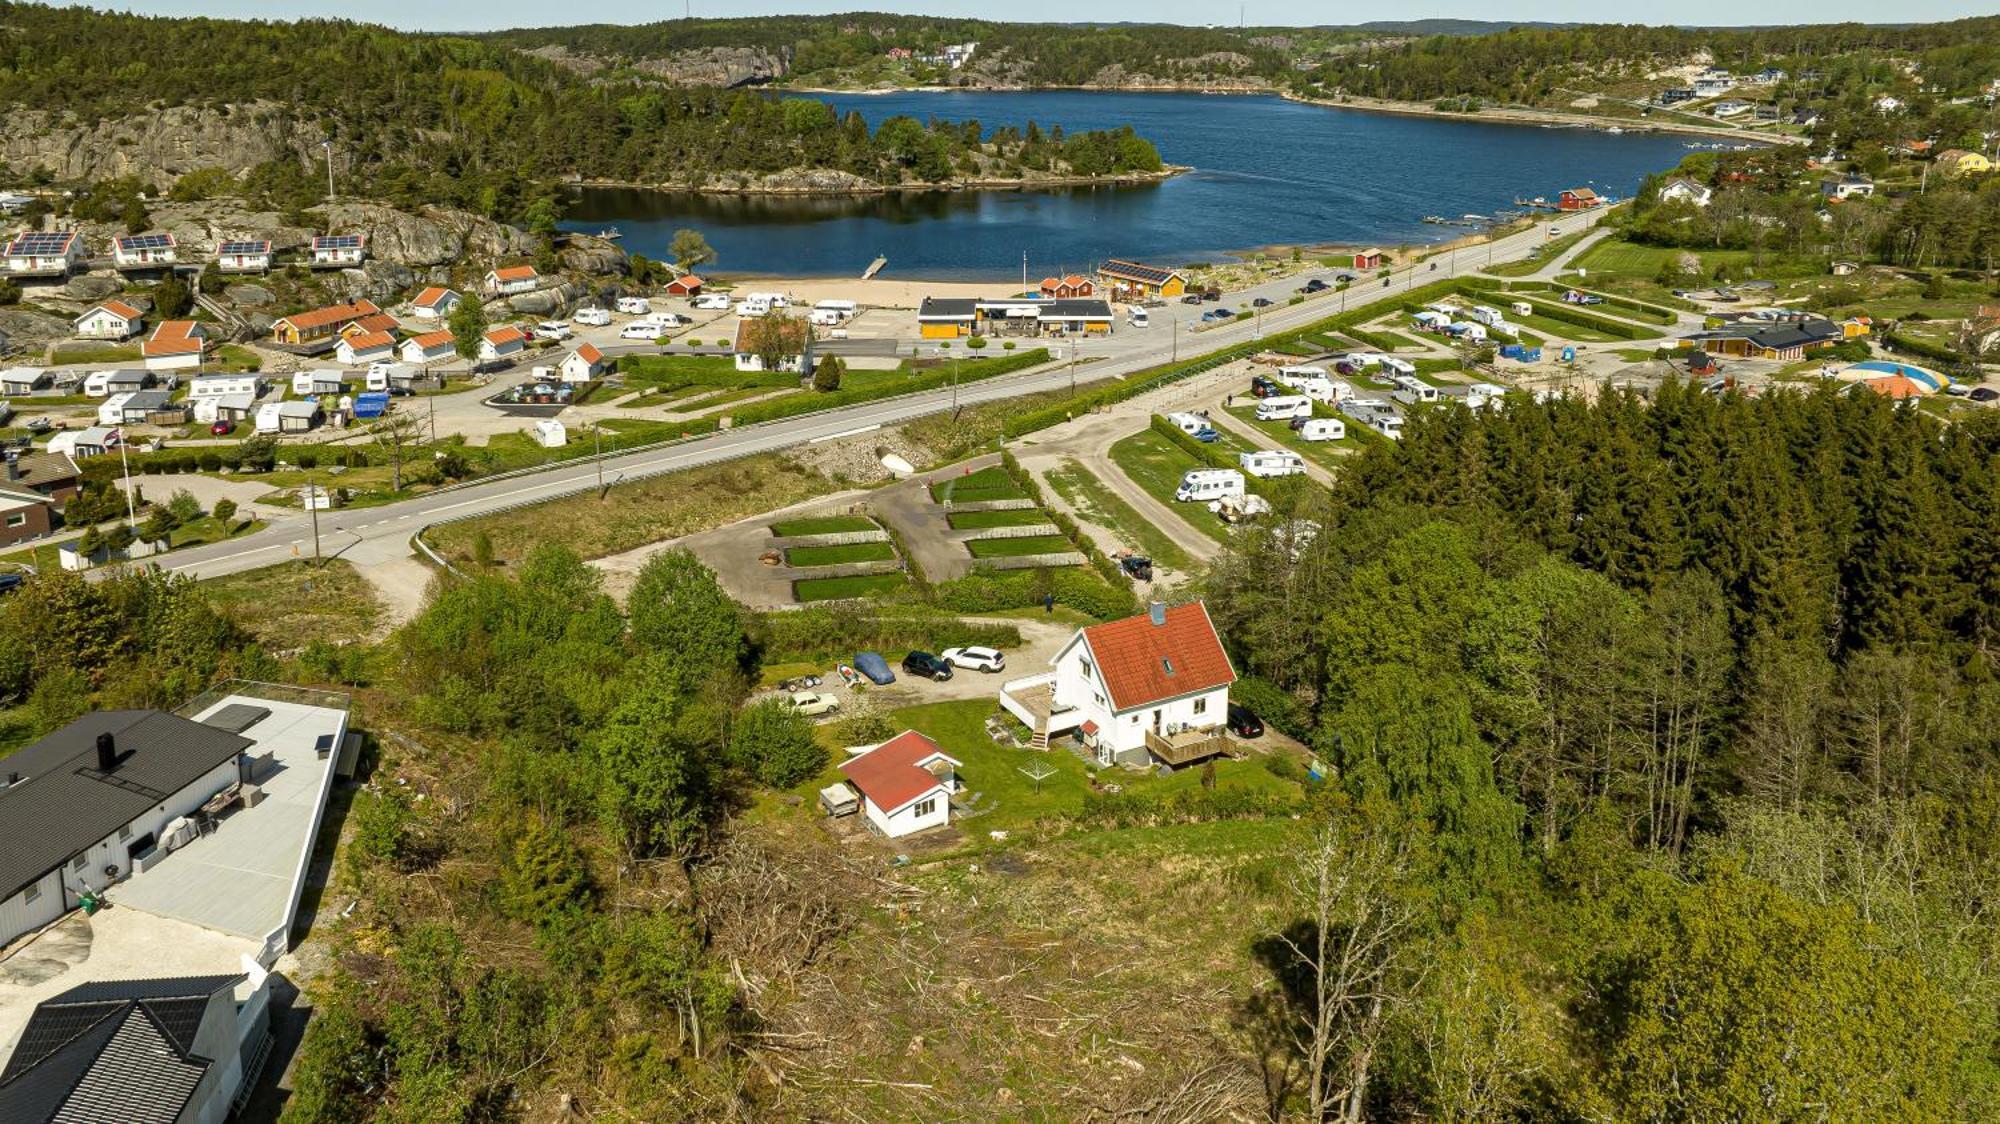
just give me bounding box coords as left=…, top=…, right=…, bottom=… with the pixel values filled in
left=728, top=348, right=1051, bottom=426
left=933, top=568, right=1136, bottom=620
left=1000, top=450, right=1140, bottom=605
left=1506, top=279, right=1694, bottom=317
left=1884, top=331, right=1964, bottom=365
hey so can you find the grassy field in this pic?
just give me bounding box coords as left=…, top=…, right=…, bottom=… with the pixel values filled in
left=1223, top=405, right=1355, bottom=472
left=932, top=465, right=1026, bottom=504
left=1485, top=227, right=1594, bottom=276
left=785, top=541, right=896, bottom=567
left=200, top=559, right=383, bottom=648
left=431, top=452, right=838, bottom=566
left=167, top=515, right=264, bottom=550
left=965, top=534, right=1076, bottom=558
left=48, top=344, right=141, bottom=365
left=1042, top=459, right=1197, bottom=575
left=793, top=572, right=909, bottom=602
left=1107, top=430, right=1227, bottom=544
left=1504, top=308, right=1627, bottom=343
left=771, top=514, right=875, bottom=537
left=946, top=509, right=1050, bottom=530
left=619, top=354, right=791, bottom=389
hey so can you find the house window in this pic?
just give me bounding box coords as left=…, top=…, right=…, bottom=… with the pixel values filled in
left=118, top=825, right=131, bottom=841
left=1079, top=657, right=1093, bottom=679
left=70, top=854, right=87, bottom=872
left=1193, top=697, right=1208, bottom=716
left=4, top=513, right=22, bottom=528
left=25, top=882, right=41, bottom=903
left=914, top=798, right=938, bottom=818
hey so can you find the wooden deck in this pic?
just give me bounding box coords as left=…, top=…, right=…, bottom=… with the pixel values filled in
left=1145, top=727, right=1233, bottom=767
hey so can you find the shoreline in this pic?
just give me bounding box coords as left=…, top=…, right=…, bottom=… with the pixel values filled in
left=781, top=80, right=1799, bottom=146
left=569, top=164, right=1189, bottom=198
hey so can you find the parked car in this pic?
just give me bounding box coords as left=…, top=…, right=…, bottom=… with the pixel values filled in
left=901, top=650, right=954, bottom=682
left=691, top=294, right=732, bottom=310
left=536, top=320, right=573, bottom=341
left=1190, top=427, right=1220, bottom=443
left=1252, top=297, right=1274, bottom=308
left=1119, top=555, right=1154, bottom=582
left=941, top=646, right=1006, bottom=673
left=1334, top=272, right=1357, bottom=283
left=1201, top=290, right=1223, bottom=302
left=1250, top=375, right=1282, bottom=398
left=1181, top=294, right=1204, bottom=305
left=1227, top=704, right=1264, bottom=738
left=0, top=573, right=22, bottom=596
left=1299, top=279, right=1329, bottom=293
left=209, top=421, right=234, bottom=436
left=854, top=651, right=896, bottom=685
left=1972, top=387, right=1999, bottom=402
left=788, top=691, right=841, bottom=717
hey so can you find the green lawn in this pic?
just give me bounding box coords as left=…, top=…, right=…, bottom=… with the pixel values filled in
left=1107, top=430, right=1227, bottom=544
left=1504, top=308, right=1627, bottom=343
left=619, top=354, right=788, bottom=388
left=1042, top=459, right=1196, bottom=575
left=167, top=515, right=263, bottom=550
left=785, top=541, right=896, bottom=567
left=932, top=465, right=1027, bottom=504
left=1484, top=227, right=1594, bottom=276
left=946, top=509, right=1050, bottom=530
left=965, top=534, right=1076, bottom=559
left=198, top=559, right=383, bottom=648
left=795, top=699, right=1303, bottom=840
left=1223, top=406, right=1355, bottom=472
left=49, top=344, right=141, bottom=365
left=771, top=514, right=877, bottom=537
left=794, top=573, right=910, bottom=602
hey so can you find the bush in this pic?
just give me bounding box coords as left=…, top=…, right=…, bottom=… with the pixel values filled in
left=729, top=698, right=825, bottom=788
left=933, top=568, right=1134, bottom=620
left=213, top=498, right=238, bottom=525
left=831, top=710, right=895, bottom=747
left=296, top=451, right=318, bottom=470
left=199, top=452, right=222, bottom=471
left=1230, top=674, right=1311, bottom=739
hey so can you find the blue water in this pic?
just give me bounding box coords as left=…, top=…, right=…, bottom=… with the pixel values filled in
left=562, top=90, right=1689, bottom=280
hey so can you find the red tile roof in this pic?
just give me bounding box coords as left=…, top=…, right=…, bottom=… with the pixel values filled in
left=140, top=320, right=204, bottom=356
left=275, top=299, right=380, bottom=333
left=490, top=265, right=538, bottom=283
left=840, top=731, right=960, bottom=814
left=1864, top=374, right=1926, bottom=400
left=342, top=330, right=395, bottom=353
left=667, top=274, right=703, bottom=292
left=571, top=342, right=603, bottom=364
left=412, top=286, right=457, bottom=309
left=93, top=300, right=142, bottom=321
left=483, top=325, right=525, bottom=347
left=407, top=329, right=454, bottom=349
left=1079, top=601, right=1236, bottom=712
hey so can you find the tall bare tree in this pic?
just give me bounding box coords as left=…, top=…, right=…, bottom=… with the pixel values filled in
left=369, top=411, right=424, bottom=492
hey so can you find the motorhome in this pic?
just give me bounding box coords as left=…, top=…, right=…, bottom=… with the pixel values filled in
left=1299, top=418, right=1347, bottom=442
left=1175, top=469, right=1246, bottom=503
left=615, top=296, right=653, bottom=316
left=1127, top=306, right=1150, bottom=328
left=813, top=299, right=857, bottom=320
left=1255, top=395, right=1312, bottom=421
left=1470, top=306, right=1507, bottom=328
left=1278, top=365, right=1328, bottom=383
left=1391, top=376, right=1439, bottom=405
left=573, top=307, right=612, bottom=327
left=1239, top=450, right=1307, bottom=478
left=1342, top=352, right=1387, bottom=369
left=1295, top=376, right=1343, bottom=404
left=1166, top=411, right=1213, bottom=437
left=1377, top=356, right=1417, bottom=378
left=1370, top=413, right=1405, bottom=440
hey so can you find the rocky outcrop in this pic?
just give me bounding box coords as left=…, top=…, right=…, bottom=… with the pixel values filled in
left=64, top=275, right=124, bottom=302
left=336, top=260, right=418, bottom=305
left=506, top=281, right=587, bottom=317
left=316, top=202, right=535, bottom=269
left=0, top=103, right=307, bottom=189
left=223, top=283, right=276, bottom=308
left=0, top=307, right=75, bottom=351
left=523, top=43, right=789, bottom=87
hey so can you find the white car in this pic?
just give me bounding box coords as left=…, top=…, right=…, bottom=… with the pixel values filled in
left=941, top=646, right=1006, bottom=673
left=788, top=691, right=841, bottom=717
left=620, top=322, right=666, bottom=340
left=572, top=307, right=611, bottom=327
left=691, top=294, right=732, bottom=310
left=536, top=320, right=572, bottom=341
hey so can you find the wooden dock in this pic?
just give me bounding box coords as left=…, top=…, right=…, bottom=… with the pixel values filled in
left=862, top=256, right=887, bottom=280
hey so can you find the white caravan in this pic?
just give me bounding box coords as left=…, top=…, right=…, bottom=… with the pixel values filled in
left=1175, top=469, right=1246, bottom=503
left=1239, top=450, right=1307, bottom=478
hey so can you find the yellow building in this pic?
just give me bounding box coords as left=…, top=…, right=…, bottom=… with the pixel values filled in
left=918, top=297, right=976, bottom=339
left=1934, top=149, right=1994, bottom=177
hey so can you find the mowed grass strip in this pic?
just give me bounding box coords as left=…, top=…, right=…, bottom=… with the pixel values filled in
left=771, top=514, right=876, bottom=537
left=932, top=465, right=1027, bottom=504
left=794, top=573, right=909, bottom=602
left=1107, top=430, right=1228, bottom=544
left=1043, top=459, right=1196, bottom=575
left=785, top=541, right=896, bottom=567
left=966, top=534, right=1077, bottom=559
left=947, top=508, right=1050, bottom=530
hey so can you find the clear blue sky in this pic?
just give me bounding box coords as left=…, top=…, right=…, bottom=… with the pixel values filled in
left=54, top=1, right=2000, bottom=33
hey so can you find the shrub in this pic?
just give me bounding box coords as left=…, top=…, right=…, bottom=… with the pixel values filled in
left=296, top=451, right=318, bottom=470
left=831, top=709, right=895, bottom=747
left=213, top=498, right=238, bottom=525
left=729, top=698, right=825, bottom=788
left=967, top=336, right=988, bottom=350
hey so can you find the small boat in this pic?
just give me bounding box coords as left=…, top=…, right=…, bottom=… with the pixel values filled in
left=837, top=663, right=861, bottom=688
left=1606, top=126, right=1624, bottom=134
left=1422, top=215, right=1450, bottom=224
left=595, top=228, right=622, bottom=240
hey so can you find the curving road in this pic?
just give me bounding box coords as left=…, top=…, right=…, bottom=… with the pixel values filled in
left=157, top=207, right=1616, bottom=582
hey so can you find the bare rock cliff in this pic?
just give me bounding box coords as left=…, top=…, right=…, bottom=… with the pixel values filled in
left=0, top=103, right=307, bottom=189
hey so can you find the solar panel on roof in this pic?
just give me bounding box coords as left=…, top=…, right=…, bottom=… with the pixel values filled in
left=218, top=240, right=269, bottom=255
left=117, top=233, right=173, bottom=250
left=313, top=235, right=362, bottom=250
left=8, top=231, right=74, bottom=253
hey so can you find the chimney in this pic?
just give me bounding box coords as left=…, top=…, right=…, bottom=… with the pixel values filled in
left=1149, top=601, right=1167, bottom=627
left=95, top=731, right=117, bottom=773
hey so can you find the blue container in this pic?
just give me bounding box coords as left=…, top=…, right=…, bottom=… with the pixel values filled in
left=353, top=391, right=391, bottom=419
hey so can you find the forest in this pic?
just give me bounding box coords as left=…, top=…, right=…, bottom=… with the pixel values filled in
left=0, top=4, right=1163, bottom=223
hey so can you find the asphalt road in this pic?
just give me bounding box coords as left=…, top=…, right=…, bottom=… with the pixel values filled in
left=158, top=208, right=1614, bottom=581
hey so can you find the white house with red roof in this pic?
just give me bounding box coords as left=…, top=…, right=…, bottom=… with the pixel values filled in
left=558, top=343, right=605, bottom=383
left=1000, top=600, right=1237, bottom=767
left=335, top=329, right=396, bottom=367
left=483, top=265, right=540, bottom=296
left=837, top=730, right=963, bottom=839
left=409, top=286, right=461, bottom=321
left=139, top=320, right=206, bottom=371
left=401, top=329, right=455, bottom=365
left=73, top=300, right=144, bottom=341
left=479, top=325, right=527, bottom=363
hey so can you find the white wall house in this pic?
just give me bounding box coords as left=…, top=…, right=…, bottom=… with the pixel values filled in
left=559, top=343, right=605, bottom=383
left=216, top=238, right=273, bottom=273
left=409, top=286, right=461, bottom=321
left=837, top=730, right=962, bottom=839
left=1000, top=601, right=1237, bottom=768
left=73, top=300, right=144, bottom=341
left=1658, top=178, right=1714, bottom=207
left=402, top=330, right=456, bottom=364
left=111, top=232, right=177, bottom=267
left=309, top=234, right=366, bottom=267
left=483, top=266, right=540, bottom=295
left=5, top=230, right=85, bottom=276
left=479, top=326, right=526, bottom=363
left=335, top=330, right=395, bottom=367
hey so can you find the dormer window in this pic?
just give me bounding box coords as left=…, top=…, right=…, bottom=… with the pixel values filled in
left=1161, top=657, right=1175, bottom=675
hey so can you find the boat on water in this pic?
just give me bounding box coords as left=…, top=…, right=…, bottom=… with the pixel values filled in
left=1607, top=126, right=1625, bottom=134
left=595, top=228, right=622, bottom=240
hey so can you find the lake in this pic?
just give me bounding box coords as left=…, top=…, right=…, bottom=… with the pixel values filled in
left=561, top=90, right=1691, bottom=280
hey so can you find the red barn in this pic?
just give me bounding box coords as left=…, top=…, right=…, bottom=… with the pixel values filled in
left=1558, top=187, right=1603, bottom=211
left=1352, top=248, right=1385, bottom=270
left=666, top=274, right=704, bottom=296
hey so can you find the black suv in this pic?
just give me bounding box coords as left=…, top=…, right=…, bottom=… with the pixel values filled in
left=901, top=651, right=954, bottom=682
left=1227, top=705, right=1264, bottom=738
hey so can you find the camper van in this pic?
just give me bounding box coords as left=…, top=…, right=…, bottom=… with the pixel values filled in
left=1176, top=469, right=1246, bottom=503
left=573, top=306, right=612, bottom=327
left=1128, top=307, right=1149, bottom=328
left=1390, top=376, right=1439, bottom=405
left=813, top=299, right=857, bottom=320
left=1166, top=411, right=1218, bottom=440
left=1511, top=301, right=1534, bottom=316
left=615, top=296, right=653, bottom=316
left=1240, top=450, right=1307, bottom=479
left=1370, top=413, right=1405, bottom=440
left=1377, top=356, right=1416, bottom=378
left=1299, top=418, right=1346, bottom=442
left=1255, top=395, right=1312, bottom=422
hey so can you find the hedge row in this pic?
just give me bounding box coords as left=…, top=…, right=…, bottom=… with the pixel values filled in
left=999, top=450, right=1141, bottom=606
left=1506, top=279, right=1691, bottom=318
left=727, top=348, right=1051, bottom=426
left=1884, top=331, right=1965, bottom=365
left=1460, top=286, right=1656, bottom=340
left=933, top=567, right=1136, bottom=621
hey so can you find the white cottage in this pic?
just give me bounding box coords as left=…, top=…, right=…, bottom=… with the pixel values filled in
left=73, top=300, right=144, bottom=341
left=837, top=730, right=963, bottom=839
left=216, top=238, right=273, bottom=274
left=559, top=343, right=605, bottom=383
left=1001, top=600, right=1237, bottom=768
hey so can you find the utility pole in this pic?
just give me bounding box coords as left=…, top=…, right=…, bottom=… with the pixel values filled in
left=1068, top=343, right=1077, bottom=398
left=1021, top=250, right=1028, bottom=295
left=308, top=472, right=322, bottom=566
left=427, top=394, right=436, bottom=444
left=117, top=436, right=136, bottom=526
left=594, top=425, right=605, bottom=496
